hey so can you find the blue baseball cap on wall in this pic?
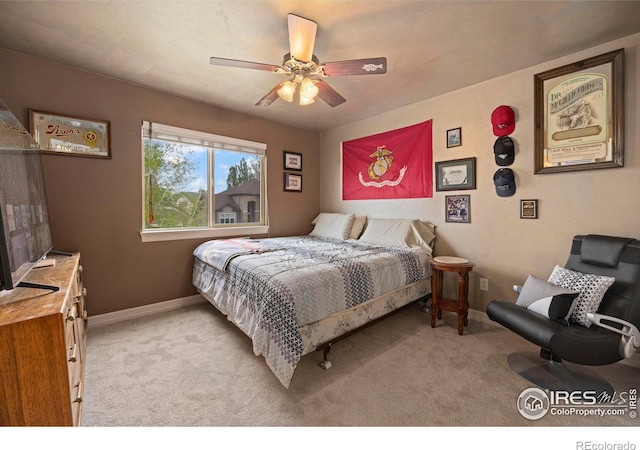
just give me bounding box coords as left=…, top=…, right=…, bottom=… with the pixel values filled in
left=493, top=168, right=516, bottom=197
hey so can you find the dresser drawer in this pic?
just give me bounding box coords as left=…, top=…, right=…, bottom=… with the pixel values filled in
left=0, top=253, right=87, bottom=426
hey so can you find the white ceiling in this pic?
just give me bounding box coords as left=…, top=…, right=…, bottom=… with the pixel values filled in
left=1, top=1, right=640, bottom=132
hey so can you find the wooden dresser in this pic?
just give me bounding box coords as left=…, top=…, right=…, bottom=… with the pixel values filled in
left=0, top=252, right=87, bottom=426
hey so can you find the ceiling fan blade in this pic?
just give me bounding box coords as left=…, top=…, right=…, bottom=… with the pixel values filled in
left=321, top=57, right=387, bottom=76
left=288, top=14, right=317, bottom=62
left=255, top=82, right=284, bottom=106
left=210, top=57, right=279, bottom=72
left=315, top=79, right=346, bottom=107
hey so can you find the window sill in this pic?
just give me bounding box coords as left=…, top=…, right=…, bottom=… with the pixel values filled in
left=140, top=226, right=269, bottom=243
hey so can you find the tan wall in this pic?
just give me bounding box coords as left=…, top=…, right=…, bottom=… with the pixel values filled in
left=320, top=33, right=640, bottom=313
left=0, top=49, right=320, bottom=316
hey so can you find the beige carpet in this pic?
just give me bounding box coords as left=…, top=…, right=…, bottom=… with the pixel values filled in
left=82, top=301, right=639, bottom=427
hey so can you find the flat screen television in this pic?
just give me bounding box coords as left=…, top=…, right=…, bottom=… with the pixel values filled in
left=0, top=98, right=54, bottom=291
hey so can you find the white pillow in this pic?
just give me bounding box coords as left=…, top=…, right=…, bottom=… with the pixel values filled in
left=309, top=213, right=355, bottom=240
left=358, top=218, right=434, bottom=254
left=412, top=220, right=436, bottom=252
left=547, top=265, right=615, bottom=327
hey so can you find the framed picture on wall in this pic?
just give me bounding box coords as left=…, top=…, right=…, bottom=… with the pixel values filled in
left=283, top=151, right=302, bottom=171
left=284, top=173, right=302, bottom=192
left=435, top=157, right=476, bottom=191
left=445, top=195, right=471, bottom=224
left=533, top=48, right=624, bottom=174
left=446, top=127, right=462, bottom=148
left=520, top=199, right=538, bottom=219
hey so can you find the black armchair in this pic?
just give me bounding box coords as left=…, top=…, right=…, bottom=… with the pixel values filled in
left=486, top=234, right=640, bottom=397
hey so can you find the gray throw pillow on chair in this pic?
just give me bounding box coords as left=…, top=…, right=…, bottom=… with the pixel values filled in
left=516, top=274, right=578, bottom=308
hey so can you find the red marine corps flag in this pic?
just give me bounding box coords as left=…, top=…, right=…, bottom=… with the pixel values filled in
left=342, top=120, right=433, bottom=200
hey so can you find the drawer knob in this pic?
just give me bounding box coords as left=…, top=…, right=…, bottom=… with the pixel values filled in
left=68, top=344, right=77, bottom=363
left=73, top=381, right=84, bottom=403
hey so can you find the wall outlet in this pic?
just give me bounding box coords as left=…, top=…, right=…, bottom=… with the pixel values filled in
left=480, top=278, right=489, bottom=291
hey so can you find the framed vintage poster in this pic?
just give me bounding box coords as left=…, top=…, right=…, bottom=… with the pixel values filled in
left=520, top=199, right=538, bottom=219
left=283, top=150, right=302, bottom=171
left=29, top=109, right=111, bottom=158
left=435, top=157, right=476, bottom=191
left=446, top=127, right=462, bottom=148
left=445, top=195, right=471, bottom=224
left=284, top=173, right=302, bottom=192
left=533, top=48, right=624, bottom=174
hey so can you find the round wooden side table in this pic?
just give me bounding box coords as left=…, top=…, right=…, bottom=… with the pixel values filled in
left=429, top=257, right=475, bottom=335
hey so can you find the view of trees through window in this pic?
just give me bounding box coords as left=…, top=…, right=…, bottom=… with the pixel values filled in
left=143, top=138, right=261, bottom=229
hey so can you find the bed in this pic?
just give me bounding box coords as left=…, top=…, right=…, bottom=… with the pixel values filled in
left=192, top=214, right=436, bottom=388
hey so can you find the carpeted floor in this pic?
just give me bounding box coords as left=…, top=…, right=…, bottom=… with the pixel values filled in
left=81, top=301, right=639, bottom=428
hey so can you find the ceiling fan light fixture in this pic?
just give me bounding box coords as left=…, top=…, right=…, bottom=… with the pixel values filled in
left=300, top=77, right=319, bottom=100
left=287, top=14, right=317, bottom=62
left=277, top=80, right=296, bottom=102
left=210, top=14, right=386, bottom=108
left=299, top=93, right=315, bottom=106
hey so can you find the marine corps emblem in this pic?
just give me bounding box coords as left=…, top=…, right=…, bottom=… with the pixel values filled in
left=367, top=146, right=393, bottom=180
left=359, top=145, right=407, bottom=188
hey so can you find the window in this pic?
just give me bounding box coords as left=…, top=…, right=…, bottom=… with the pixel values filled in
left=218, top=212, right=236, bottom=224
left=141, top=121, right=268, bottom=242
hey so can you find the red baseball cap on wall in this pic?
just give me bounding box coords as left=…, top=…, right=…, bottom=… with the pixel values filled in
left=491, top=105, right=515, bottom=136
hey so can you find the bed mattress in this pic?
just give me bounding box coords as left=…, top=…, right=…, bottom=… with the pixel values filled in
left=193, top=235, right=432, bottom=387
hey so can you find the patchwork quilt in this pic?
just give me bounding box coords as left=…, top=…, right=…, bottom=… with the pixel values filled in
left=193, top=236, right=432, bottom=388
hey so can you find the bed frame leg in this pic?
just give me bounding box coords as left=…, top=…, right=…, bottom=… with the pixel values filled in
left=422, top=293, right=432, bottom=313
left=319, top=343, right=333, bottom=370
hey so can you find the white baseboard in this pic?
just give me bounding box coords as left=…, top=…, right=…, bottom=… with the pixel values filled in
left=468, top=308, right=640, bottom=369
left=88, top=294, right=206, bottom=328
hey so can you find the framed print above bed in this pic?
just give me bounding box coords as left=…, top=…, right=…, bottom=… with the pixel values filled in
left=533, top=48, right=624, bottom=174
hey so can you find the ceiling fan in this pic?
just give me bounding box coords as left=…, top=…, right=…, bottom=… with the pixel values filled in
left=209, top=14, right=387, bottom=107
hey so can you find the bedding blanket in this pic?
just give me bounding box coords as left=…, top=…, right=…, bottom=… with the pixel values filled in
left=193, top=236, right=432, bottom=388
left=194, top=237, right=283, bottom=271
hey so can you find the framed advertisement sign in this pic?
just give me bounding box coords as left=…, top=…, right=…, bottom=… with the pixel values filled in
left=533, top=49, right=624, bottom=174
left=29, top=109, right=111, bottom=159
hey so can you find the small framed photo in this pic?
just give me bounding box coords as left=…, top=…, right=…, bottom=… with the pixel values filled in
left=283, top=151, right=302, bottom=171
left=435, top=157, right=476, bottom=191
left=29, top=109, right=111, bottom=158
left=445, top=195, right=471, bottom=224
left=520, top=199, right=539, bottom=219
left=446, top=127, right=462, bottom=148
left=284, top=173, right=302, bottom=192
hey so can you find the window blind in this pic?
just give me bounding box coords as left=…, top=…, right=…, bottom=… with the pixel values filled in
left=142, top=121, right=266, bottom=155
